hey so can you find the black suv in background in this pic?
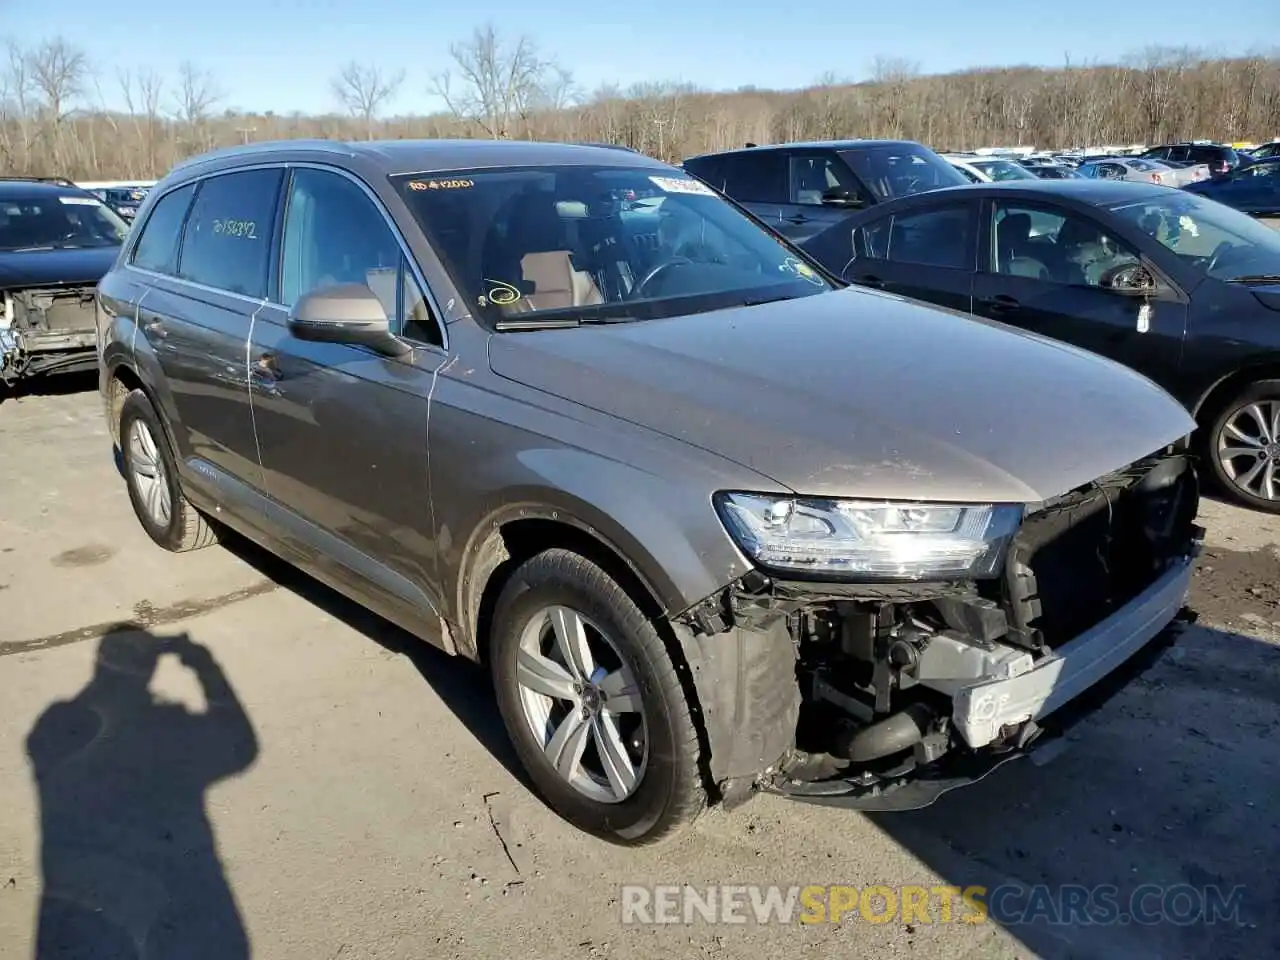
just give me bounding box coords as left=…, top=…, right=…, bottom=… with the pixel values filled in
left=1140, top=142, right=1242, bottom=177
left=682, top=140, right=968, bottom=242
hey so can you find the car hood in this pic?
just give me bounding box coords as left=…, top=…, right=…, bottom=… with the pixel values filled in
left=0, top=245, right=119, bottom=289
left=486, top=287, right=1196, bottom=503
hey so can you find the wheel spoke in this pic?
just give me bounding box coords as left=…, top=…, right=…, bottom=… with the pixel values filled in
left=545, top=709, right=590, bottom=781
left=1245, top=403, right=1273, bottom=443
left=548, top=607, right=594, bottom=682
left=517, top=647, right=578, bottom=701
left=1220, top=445, right=1263, bottom=460
left=591, top=712, right=637, bottom=799
left=1265, top=461, right=1278, bottom=500
left=1225, top=421, right=1263, bottom=446
left=1238, top=457, right=1267, bottom=491
left=598, top=668, right=642, bottom=713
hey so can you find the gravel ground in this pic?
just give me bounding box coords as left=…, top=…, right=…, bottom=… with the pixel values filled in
left=1, top=377, right=1277, bottom=960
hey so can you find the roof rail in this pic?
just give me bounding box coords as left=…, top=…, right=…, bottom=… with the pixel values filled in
left=0, top=175, right=78, bottom=187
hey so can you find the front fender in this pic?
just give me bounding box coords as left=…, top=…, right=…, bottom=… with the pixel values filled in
left=448, top=447, right=758, bottom=657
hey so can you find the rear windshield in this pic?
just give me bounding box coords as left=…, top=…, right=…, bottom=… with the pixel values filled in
left=0, top=192, right=128, bottom=251
left=392, top=165, right=833, bottom=326
left=838, top=145, right=968, bottom=200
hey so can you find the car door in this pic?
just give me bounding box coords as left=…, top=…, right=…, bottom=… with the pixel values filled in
left=246, top=164, right=450, bottom=638
left=779, top=150, right=872, bottom=241
left=971, top=198, right=1187, bottom=387
left=134, top=169, right=284, bottom=496
left=1219, top=163, right=1280, bottom=220
left=836, top=200, right=978, bottom=313
left=720, top=151, right=788, bottom=230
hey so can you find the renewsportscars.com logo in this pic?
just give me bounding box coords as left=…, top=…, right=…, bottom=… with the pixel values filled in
left=619, top=883, right=1247, bottom=927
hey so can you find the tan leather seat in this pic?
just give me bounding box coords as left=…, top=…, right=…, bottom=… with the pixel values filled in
left=517, top=250, right=603, bottom=310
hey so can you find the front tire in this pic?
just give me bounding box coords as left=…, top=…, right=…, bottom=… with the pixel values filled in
left=119, top=389, right=219, bottom=551
left=1205, top=379, right=1280, bottom=513
left=490, top=548, right=705, bottom=844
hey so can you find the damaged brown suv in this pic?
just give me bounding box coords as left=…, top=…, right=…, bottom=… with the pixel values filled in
left=97, top=140, right=1202, bottom=844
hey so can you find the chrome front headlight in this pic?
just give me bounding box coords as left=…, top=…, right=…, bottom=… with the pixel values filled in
left=714, top=492, right=1023, bottom=581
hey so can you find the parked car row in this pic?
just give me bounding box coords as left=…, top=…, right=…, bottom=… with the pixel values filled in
left=83, top=138, right=1202, bottom=846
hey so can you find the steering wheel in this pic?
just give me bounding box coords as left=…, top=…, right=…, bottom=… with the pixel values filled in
left=630, top=256, right=693, bottom=298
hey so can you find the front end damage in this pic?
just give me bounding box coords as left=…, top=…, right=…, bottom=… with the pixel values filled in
left=1, top=285, right=100, bottom=386
left=675, top=451, right=1202, bottom=812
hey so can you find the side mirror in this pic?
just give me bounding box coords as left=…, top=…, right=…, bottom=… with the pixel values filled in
left=1099, top=263, right=1156, bottom=296
left=820, top=188, right=864, bottom=208
left=287, top=283, right=411, bottom=357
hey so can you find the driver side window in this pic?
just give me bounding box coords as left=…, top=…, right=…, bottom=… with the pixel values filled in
left=990, top=203, right=1140, bottom=286
left=789, top=155, right=862, bottom=206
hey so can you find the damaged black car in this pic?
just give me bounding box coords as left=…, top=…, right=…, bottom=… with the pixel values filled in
left=1, top=177, right=128, bottom=387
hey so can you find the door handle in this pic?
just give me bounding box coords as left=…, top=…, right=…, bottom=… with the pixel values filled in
left=785, top=214, right=813, bottom=224
left=142, top=316, right=168, bottom=339
left=979, top=294, right=1020, bottom=313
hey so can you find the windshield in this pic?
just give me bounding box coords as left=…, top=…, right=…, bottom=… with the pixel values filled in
left=393, top=165, right=833, bottom=326
left=971, top=159, right=1038, bottom=182
left=838, top=145, right=968, bottom=200
left=0, top=192, right=129, bottom=250
left=1106, top=191, right=1280, bottom=281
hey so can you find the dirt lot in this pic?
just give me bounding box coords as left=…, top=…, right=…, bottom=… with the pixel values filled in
left=1, top=377, right=1278, bottom=960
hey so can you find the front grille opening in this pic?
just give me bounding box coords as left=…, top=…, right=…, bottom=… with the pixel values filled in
left=995, top=455, right=1198, bottom=649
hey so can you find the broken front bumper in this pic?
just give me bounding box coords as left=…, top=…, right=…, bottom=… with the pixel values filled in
left=766, top=550, right=1197, bottom=813
left=953, top=551, right=1196, bottom=749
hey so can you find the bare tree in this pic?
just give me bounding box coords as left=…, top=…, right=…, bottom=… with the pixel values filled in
left=430, top=23, right=552, bottom=138
left=26, top=39, right=88, bottom=122
left=174, top=61, right=221, bottom=126
left=330, top=61, right=405, bottom=138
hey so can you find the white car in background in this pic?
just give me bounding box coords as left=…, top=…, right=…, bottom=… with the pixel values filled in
left=942, top=154, right=1040, bottom=183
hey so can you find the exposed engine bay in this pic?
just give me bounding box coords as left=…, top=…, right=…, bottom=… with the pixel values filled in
left=0, top=286, right=100, bottom=385
left=677, top=450, right=1202, bottom=811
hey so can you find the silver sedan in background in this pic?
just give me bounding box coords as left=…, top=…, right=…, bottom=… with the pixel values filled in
left=1077, top=157, right=1209, bottom=187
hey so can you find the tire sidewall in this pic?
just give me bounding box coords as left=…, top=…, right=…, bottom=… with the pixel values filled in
left=119, top=392, right=186, bottom=549
left=1206, top=380, right=1280, bottom=513
left=491, top=563, right=689, bottom=842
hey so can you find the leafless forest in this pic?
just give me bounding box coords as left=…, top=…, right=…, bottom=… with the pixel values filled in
left=2, top=29, right=1279, bottom=179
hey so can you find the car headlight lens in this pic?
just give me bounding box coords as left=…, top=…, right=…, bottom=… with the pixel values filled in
left=714, top=492, right=1023, bottom=580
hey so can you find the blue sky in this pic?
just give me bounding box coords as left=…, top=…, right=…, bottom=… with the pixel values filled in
left=7, top=0, right=1276, bottom=115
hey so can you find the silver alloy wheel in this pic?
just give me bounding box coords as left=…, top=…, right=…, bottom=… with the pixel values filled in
left=515, top=605, right=647, bottom=803
left=1217, top=399, right=1280, bottom=501
left=128, top=418, right=172, bottom=528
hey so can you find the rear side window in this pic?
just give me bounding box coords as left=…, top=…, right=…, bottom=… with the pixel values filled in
left=132, top=184, right=195, bottom=274
left=178, top=169, right=284, bottom=298
left=683, top=156, right=726, bottom=190
left=863, top=205, right=973, bottom=269
left=722, top=153, right=787, bottom=203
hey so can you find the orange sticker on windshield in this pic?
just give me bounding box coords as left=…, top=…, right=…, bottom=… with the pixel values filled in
left=408, top=178, right=474, bottom=191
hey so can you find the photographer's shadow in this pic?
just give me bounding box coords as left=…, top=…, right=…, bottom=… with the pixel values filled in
left=26, top=626, right=258, bottom=959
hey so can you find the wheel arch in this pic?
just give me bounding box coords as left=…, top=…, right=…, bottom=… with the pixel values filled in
left=1191, top=361, right=1280, bottom=429
left=456, top=503, right=679, bottom=665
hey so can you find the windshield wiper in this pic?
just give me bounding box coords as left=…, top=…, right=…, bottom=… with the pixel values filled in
left=1226, top=274, right=1280, bottom=284
left=493, top=314, right=645, bottom=332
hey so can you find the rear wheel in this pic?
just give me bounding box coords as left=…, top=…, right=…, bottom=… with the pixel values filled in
left=489, top=548, right=705, bottom=844
left=1206, top=379, right=1280, bottom=513
left=119, top=389, right=218, bottom=551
